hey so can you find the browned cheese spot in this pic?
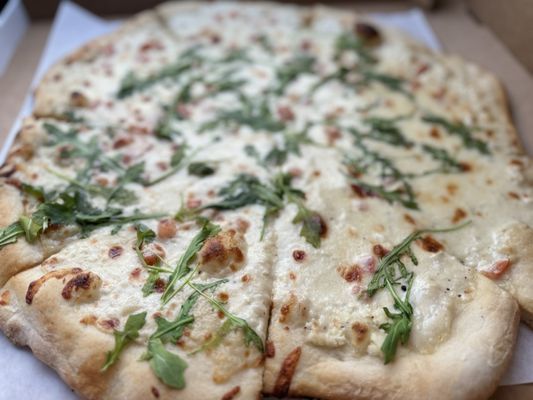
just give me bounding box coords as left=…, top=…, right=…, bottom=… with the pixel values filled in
left=79, top=315, right=97, bottom=325
left=292, top=250, right=306, bottom=262
left=0, top=290, right=10, bottom=306
left=351, top=322, right=369, bottom=344
left=69, top=91, right=90, bottom=108
left=273, top=347, right=302, bottom=397
left=337, top=265, right=362, bottom=283
left=373, top=244, right=389, bottom=258
left=62, top=271, right=102, bottom=302
left=157, top=218, right=177, bottom=239
left=265, top=340, right=276, bottom=358
left=418, top=235, right=444, bottom=253
left=403, top=214, right=416, bottom=225
left=452, top=208, right=467, bottom=223
left=198, top=229, right=246, bottom=276
left=108, top=245, right=123, bottom=259
left=151, top=386, right=160, bottom=398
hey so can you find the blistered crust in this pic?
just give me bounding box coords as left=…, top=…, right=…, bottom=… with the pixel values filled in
left=263, top=276, right=519, bottom=400
left=32, top=10, right=160, bottom=118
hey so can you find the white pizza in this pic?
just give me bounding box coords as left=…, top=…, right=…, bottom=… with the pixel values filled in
left=0, top=2, right=531, bottom=400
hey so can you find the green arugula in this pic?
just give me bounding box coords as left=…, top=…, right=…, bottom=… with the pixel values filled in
left=117, top=48, right=202, bottom=98
left=161, top=220, right=221, bottom=304
left=345, top=140, right=418, bottom=210
left=422, top=115, right=490, bottom=155
left=421, top=144, right=465, bottom=174
left=187, top=162, right=215, bottom=177
left=0, top=222, right=25, bottom=249
left=275, top=54, right=315, bottom=95
left=143, top=146, right=187, bottom=186
left=152, top=280, right=227, bottom=343
left=189, top=282, right=264, bottom=353
left=145, top=339, right=188, bottom=389
left=359, top=116, right=413, bottom=148
left=365, top=222, right=470, bottom=363
left=101, top=312, right=146, bottom=371
left=334, top=32, right=377, bottom=65
left=360, top=71, right=412, bottom=98
left=200, top=95, right=284, bottom=133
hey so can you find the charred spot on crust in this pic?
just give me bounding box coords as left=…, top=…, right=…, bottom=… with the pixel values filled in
left=26, top=268, right=82, bottom=305
left=151, top=386, right=160, bottom=398
left=221, top=386, right=241, bottom=400
left=354, top=22, right=382, bottom=46
left=0, top=291, right=10, bottom=306
left=272, top=347, right=302, bottom=397
left=418, top=235, right=444, bottom=253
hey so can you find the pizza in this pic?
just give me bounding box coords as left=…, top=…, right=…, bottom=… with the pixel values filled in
left=0, top=2, right=531, bottom=399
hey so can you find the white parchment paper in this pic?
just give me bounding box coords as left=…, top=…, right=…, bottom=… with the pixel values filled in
left=1, top=2, right=531, bottom=398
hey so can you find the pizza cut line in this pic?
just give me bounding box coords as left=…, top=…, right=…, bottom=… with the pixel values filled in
left=0, top=2, right=531, bottom=399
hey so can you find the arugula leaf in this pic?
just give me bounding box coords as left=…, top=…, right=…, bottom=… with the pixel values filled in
left=360, top=117, right=413, bottom=148
left=144, top=146, right=187, bottom=186
left=19, top=214, right=47, bottom=243
left=264, top=146, right=288, bottom=166
left=106, top=162, right=144, bottom=205
left=379, top=274, right=414, bottom=364
left=334, top=32, right=377, bottom=65
left=152, top=280, right=227, bottom=343
left=345, top=138, right=419, bottom=209
left=20, top=183, right=46, bottom=202
left=275, top=54, right=315, bottom=95
left=101, top=312, right=146, bottom=371
left=366, top=223, right=470, bottom=363
left=145, top=339, right=188, bottom=389
left=367, top=223, right=470, bottom=296
left=0, top=222, right=25, bottom=250
left=273, top=173, right=325, bottom=247
left=142, top=271, right=162, bottom=297
left=422, top=115, right=490, bottom=155
left=360, top=71, right=412, bottom=98
left=187, top=162, right=215, bottom=177
left=200, top=95, right=284, bottom=133
left=244, top=145, right=266, bottom=167
left=117, top=48, right=202, bottom=98
left=189, top=282, right=264, bottom=353
left=161, top=220, right=221, bottom=304
left=204, top=174, right=284, bottom=212
left=421, top=144, right=464, bottom=173
left=292, top=206, right=324, bottom=248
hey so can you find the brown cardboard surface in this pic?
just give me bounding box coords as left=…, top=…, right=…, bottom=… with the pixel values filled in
left=467, top=0, right=533, bottom=77
left=0, top=1, right=532, bottom=398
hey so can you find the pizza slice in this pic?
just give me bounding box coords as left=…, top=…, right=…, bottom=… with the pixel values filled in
left=263, top=182, right=519, bottom=399
left=0, top=204, right=273, bottom=399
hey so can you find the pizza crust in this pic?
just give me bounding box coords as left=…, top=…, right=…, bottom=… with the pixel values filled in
left=263, top=276, right=519, bottom=400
